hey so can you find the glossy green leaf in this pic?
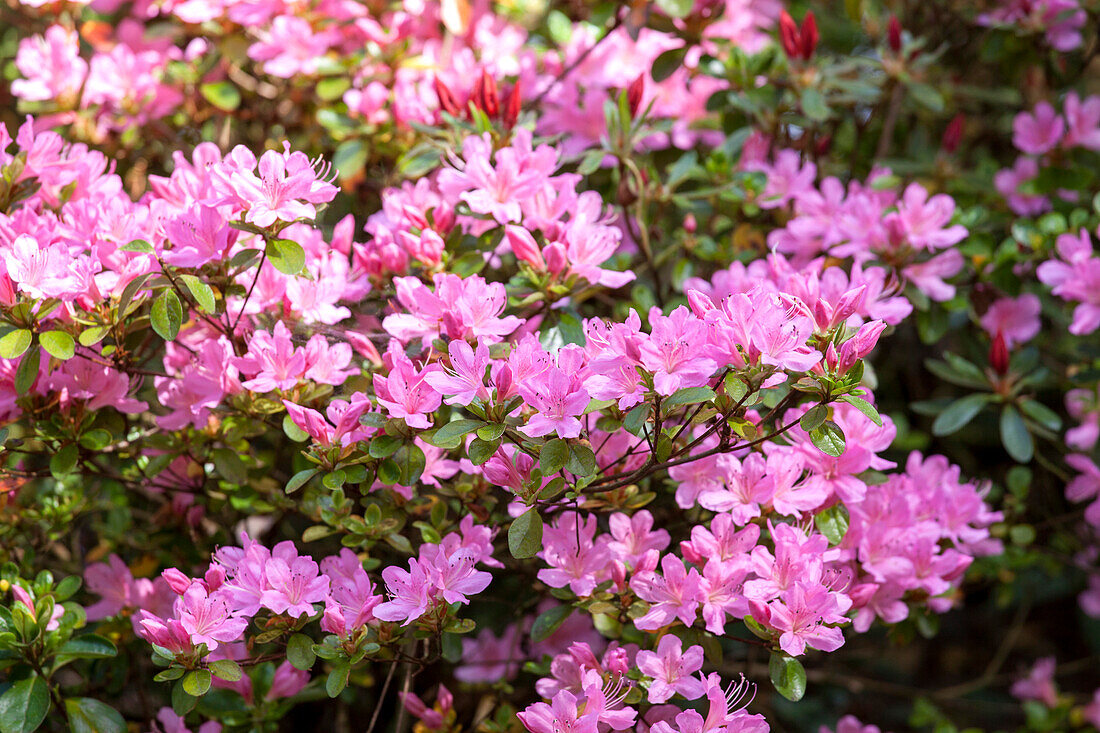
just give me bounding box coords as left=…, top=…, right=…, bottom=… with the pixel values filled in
left=1000, top=405, right=1034, bottom=463
left=286, top=634, right=317, bottom=671
left=0, top=676, right=49, bottom=733
left=65, top=697, right=125, bottom=733
left=200, top=81, right=241, bottom=111
left=508, top=509, right=543, bottom=559
left=268, top=238, right=306, bottom=275
left=809, top=420, right=846, bottom=457
left=151, top=290, right=183, bottom=341
left=931, top=394, right=992, bottom=436
left=40, top=331, right=74, bottom=360
left=0, top=329, right=32, bottom=359
left=769, top=652, right=807, bottom=702
left=179, top=275, right=215, bottom=313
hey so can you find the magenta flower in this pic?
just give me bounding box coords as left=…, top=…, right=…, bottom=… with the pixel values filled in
left=1013, top=101, right=1065, bottom=154
left=631, top=554, right=704, bottom=631
left=978, top=294, right=1041, bottom=348
left=234, top=322, right=306, bottom=393
left=260, top=549, right=330, bottom=618
left=1010, top=656, right=1059, bottom=707
left=517, top=365, right=590, bottom=439
left=640, top=306, right=718, bottom=396
left=636, top=635, right=706, bottom=703
left=423, top=339, right=493, bottom=406
left=374, top=558, right=434, bottom=626
left=176, top=584, right=248, bottom=651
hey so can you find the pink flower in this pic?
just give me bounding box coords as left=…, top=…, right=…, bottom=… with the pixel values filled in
left=631, top=554, right=704, bottom=631
left=248, top=16, right=334, bottom=79
left=374, top=341, right=443, bottom=428
left=1013, top=101, right=1065, bottom=154
left=222, top=145, right=336, bottom=228
left=5, top=234, right=79, bottom=300
left=163, top=205, right=235, bottom=268
left=517, top=364, right=590, bottom=439
left=1062, top=92, right=1100, bottom=150
left=640, top=306, right=718, bottom=396
left=518, top=690, right=599, bottom=733
left=259, top=544, right=330, bottom=618
left=636, top=635, right=706, bottom=703
left=11, top=25, right=87, bottom=103
left=423, top=339, right=492, bottom=406
left=978, top=294, right=1041, bottom=347
left=235, top=322, right=306, bottom=393
left=84, top=554, right=135, bottom=620
left=266, top=661, right=310, bottom=700
left=751, top=581, right=848, bottom=656
left=891, top=183, right=967, bottom=252
left=1010, top=656, right=1059, bottom=707
left=176, top=584, right=248, bottom=651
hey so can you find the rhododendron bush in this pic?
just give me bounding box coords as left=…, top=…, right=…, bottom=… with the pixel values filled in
left=1, top=0, right=1099, bottom=731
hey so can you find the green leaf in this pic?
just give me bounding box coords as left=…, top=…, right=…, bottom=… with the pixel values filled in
left=54, top=575, right=82, bottom=601
left=799, top=404, right=828, bottom=432
left=50, top=443, right=79, bottom=479
left=931, top=394, right=993, bottom=436
left=56, top=634, right=117, bottom=662
left=540, top=439, right=568, bottom=475
left=663, top=386, right=716, bottom=409
left=425, top=419, right=484, bottom=449
left=0, top=329, right=32, bottom=359
left=286, top=468, right=318, bottom=494
left=200, top=81, right=241, bottom=111
left=814, top=504, right=850, bottom=545
left=467, top=437, right=497, bottom=465
left=655, top=0, right=693, bottom=17
left=333, top=140, right=368, bottom=181
left=64, top=697, right=125, bottom=733
left=907, top=82, right=945, bottom=113
left=476, top=423, right=506, bottom=441
left=286, top=634, right=317, bottom=671
left=151, top=290, right=183, bottom=341
left=207, top=659, right=243, bottom=682
left=508, top=509, right=543, bottom=559
left=154, top=668, right=184, bottom=682
left=78, top=429, right=113, bottom=451
left=39, top=331, right=75, bottom=360
left=211, top=448, right=248, bottom=485
left=78, top=326, right=110, bottom=347
left=368, top=435, right=402, bottom=458
left=809, top=421, right=846, bottom=457
left=836, top=394, right=883, bottom=426
left=170, top=683, right=196, bottom=716
left=268, top=238, right=306, bottom=275
left=179, top=275, right=216, bottom=313
left=14, top=347, right=40, bottom=395
left=531, top=605, right=573, bottom=643
left=1000, top=405, right=1034, bottom=463
left=0, top=676, right=49, bottom=733
left=566, top=444, right=597, bottom=477
left=800, top=88, right=831, bottom=121
left=769, top=652, right=807, bottom=702
left=182, top=669, right=212, bottom=697
left=326, top=663, right=350, bottom=698
left=119, top=239, right=153, bottom=253
left=651, top=47, right=687, bottom=83
left=1018, top=399, right=1062, bottom=432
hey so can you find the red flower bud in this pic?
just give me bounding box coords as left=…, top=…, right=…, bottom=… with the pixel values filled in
left=887, top=15, right=902, bottom=54
left=800, top=11, right=819, bottom=61
left=627, top=73, right=646, bottom=118
left=942, top=113, right=965, bottom=154
left=476, top=69, right=499, bottom=118
left=990, top=330, right=1010, bottom=376
left=778, top=10, right=802, bottom=60
left=814, top=134, right=833, bottom=156
left=503, top=79, right=521, bottom=128
left=433, top=76, right=461, bottom=117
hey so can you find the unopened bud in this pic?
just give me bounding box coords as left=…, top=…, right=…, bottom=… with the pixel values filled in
left=778, top=10, right=801, bottom=59
left=942, top=114, right=965, bottom=154
left=162, top=568, right=191, bottom=595
left=683, top=213, right=697, bottom=234
left=887, top=15, right=902, bottom=54
left=504, top=225, right=545, bottom=269
left=990, top=330, right=1010, bottom=376
left=627, top=73, right=645, bottom=118
left=800, top=11, right=819, bottom=60
left=433, top=76, right=461, bottom=117
left=475, top=70, right=499, bottom=118
left=503, top=79, right=521, bottom=128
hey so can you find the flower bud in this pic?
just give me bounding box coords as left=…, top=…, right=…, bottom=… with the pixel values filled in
left=887, top=15, right=902, bottom=53
left=605, top=647, right=630, bottom=675
left=475, top=69, right=499, bottom=118
left=543, top=241, right=567, bottom=277
left=432, top=76, right=461, bottom=117
left=503, top=79, right=521, bottom=128
left=683, top=213, right=697, bottom=234
left=942, top=113, right=965, bottom=154
left=504, top=225, right=545, bottom=269
left=800, top=11, right=819, bottom=60
left=990, top=330, right=1010, bottom=376
left=162, top=569, right=191, bottom=595
left=778, top=11, right=802, bottom=59
left=627, top=73, right=645, bottom=118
